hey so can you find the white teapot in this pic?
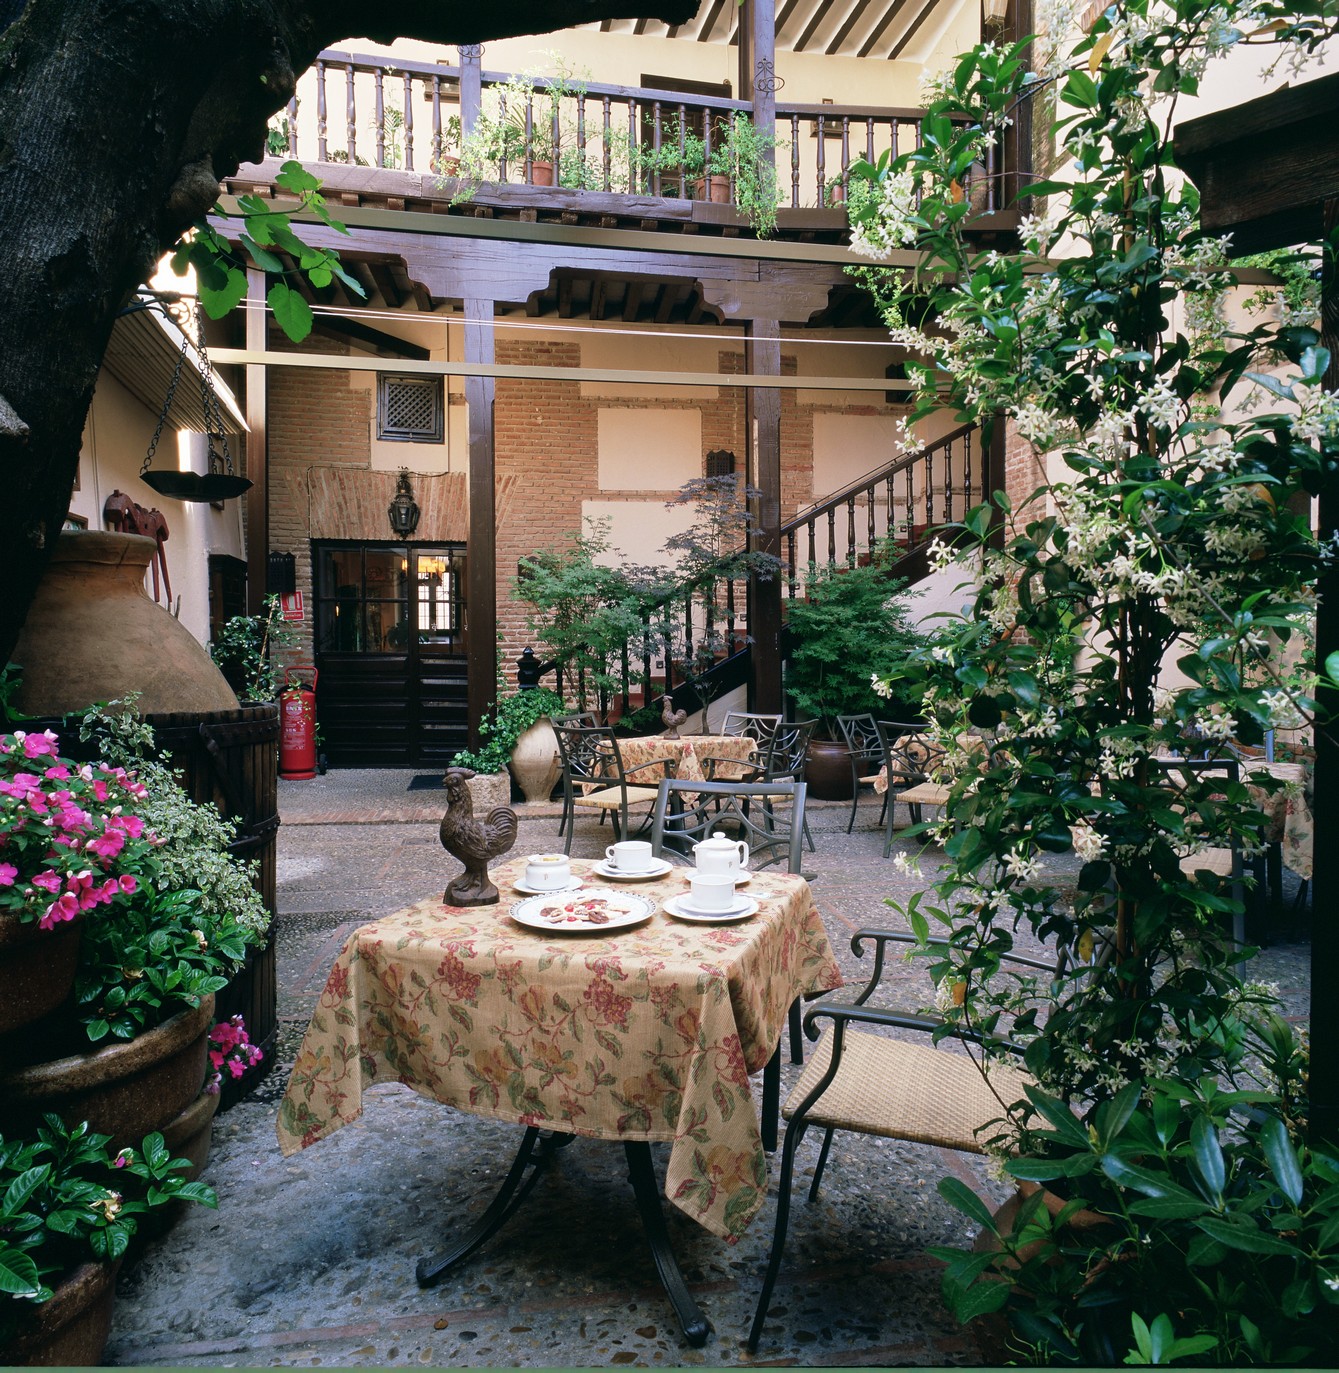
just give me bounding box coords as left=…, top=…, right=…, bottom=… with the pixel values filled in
left=692, top=831, right=750, bottom=875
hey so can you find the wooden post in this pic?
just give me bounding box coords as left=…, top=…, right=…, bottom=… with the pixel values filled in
left=739, top=0, right=778, bottom=140
left=244, top=267, right=268, bottom=614
left=1312, top=197, right=1339, bottom=1146
left=464, top=297, right=496, bottom=751
left=747, top=319, right=783, bottom=713
left=458, top=44, right=483, bottom=137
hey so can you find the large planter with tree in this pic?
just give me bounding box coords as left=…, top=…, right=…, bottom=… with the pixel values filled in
left=0, top=908, right=85, bottom=1038
left=783, top=550, right=926, bottom=799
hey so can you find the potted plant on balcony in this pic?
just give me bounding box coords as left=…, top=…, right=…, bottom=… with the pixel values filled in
left=783, top=546, right=926, bottom=798
left=0, top=1114, right=217, bottom=1366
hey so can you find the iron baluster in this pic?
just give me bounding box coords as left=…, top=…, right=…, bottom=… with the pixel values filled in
left=431, top=76, right=442, bottom=169
left=807, top=519, right=815, bottom=570
left=785, top=533, right=796, bottom=597
left=904, top=461, right=913, bottom=547
left=652, top=102, right=663, bottom=197
left=865, top=117, right=875, bottom=162
left=815, top=112, right=826, bottom=205
left=790, top=114, right=801, bottom=207
left=840, top=117, right=850, bottom=200
left=602, top=97, right=612, bottom=190
left=867, top=481, right=876, bottom=552
left=846, top=494, right=856, bottom=567
left=826, top=507, right=836, bottom=567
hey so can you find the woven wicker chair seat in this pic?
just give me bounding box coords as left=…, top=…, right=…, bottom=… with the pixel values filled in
left=897, top=781, right=952, bottom=808
left=1179, top=847, right=1234, bottom=878
left=784, top=1029, right=1034, bottom=1154
left=575, top=784, right=661, bottom=810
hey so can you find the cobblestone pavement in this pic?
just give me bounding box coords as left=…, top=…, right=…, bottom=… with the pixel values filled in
left=104, top=772, right=1314, bottom=1369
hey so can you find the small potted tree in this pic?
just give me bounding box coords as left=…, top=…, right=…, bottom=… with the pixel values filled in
left=783, top=547, right=926, bottom=798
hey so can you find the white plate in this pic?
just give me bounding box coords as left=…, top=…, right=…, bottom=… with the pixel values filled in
left=663, top=894, right=760, bottom=924
left=510, top=887, right=655, bottom=934
left=511, top=875, right=584, bottom=896
left=591, top=858, right=674, bottom=881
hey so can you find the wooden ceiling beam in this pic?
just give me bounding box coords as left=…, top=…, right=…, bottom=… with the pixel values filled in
left=312, top=315, right=431, bottom=360
left=623, top=280, right=645, bottom=321
left=557, top=275, right=575, bottom=318
left=888, top=0, right=937, bottom=58
left=697, top=0, right=728, bottom=41
left=795, top=0, right=829, bottom=51
left=590, top=279, right=609, bottom=320
left=827, top=0, right=876, bottom=54
left=655, top=282, right=683, bottom=323
left=857, top=0, right=910, bottom=56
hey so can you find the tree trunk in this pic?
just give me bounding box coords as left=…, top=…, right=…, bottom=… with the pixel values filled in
left=0, top=0, right=697, bottom=666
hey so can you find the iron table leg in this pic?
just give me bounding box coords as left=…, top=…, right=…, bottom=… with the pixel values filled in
left=623, top=1142, right=712, bottom=1347
left=415, top=1126, right=566, bottom=1287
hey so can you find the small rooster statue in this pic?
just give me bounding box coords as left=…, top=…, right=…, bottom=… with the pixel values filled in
left=440, top=767, right=518, bottom=906
left=660, top=694, right=689, bottom=739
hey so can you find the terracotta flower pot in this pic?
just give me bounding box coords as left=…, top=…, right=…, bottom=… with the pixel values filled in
left=804, top=737, right=855, bottom=800
left=0, top=910, right=84, bottom=1038
left=509, top=717, right=561, bottom=803
left=692, top=174, right=731, bottom=203
left=529, top=159, right=555, bottom=186
left=0, top=1260, right=120, bottom=1368
left=1, top=994, right=214, bottom=1151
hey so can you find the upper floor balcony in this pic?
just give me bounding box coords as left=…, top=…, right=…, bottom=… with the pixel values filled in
left=235, top=38, right=1021, bottom=245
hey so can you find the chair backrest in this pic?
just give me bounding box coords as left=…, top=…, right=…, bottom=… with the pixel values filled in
left=551, top=722, right=626, bottom=789
left=720, top=711, right=783, bottom=749
left=552, top=711, right=599, bottom=730
left=762, top=720, right=816, bottom=781
left=875, top=720, right=941, bottom=784
left=837, top=713, right=881, bottom=762
left=650, top=779, right=808, bottom=873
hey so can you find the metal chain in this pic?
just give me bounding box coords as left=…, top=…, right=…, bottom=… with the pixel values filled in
left=139, top=310, right=190, bottom=478
left=192, top=305, right=236, bottom=476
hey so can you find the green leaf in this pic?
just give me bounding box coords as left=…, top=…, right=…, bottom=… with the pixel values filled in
left=3, top=1166, right=48, bottom=1218
left=1324, top=650, right=1339, bottom=687
left=197, top=264, right=247, bottom=319
left=0, top=1248, right=42, bottom=1296
left=267, top=281, right=313, bottom=342
left=1190, top=1115, right=1225, bottom=1199
left=238, top=233, right=285, bottom=274
left=936, top=1175, right=999, bottom=1232
left=1259, top=1115, right=1304, bottom=1206
left=275, top=160, right=322, bottom=194
left=1194, top=1214, right=1300, bottom=1256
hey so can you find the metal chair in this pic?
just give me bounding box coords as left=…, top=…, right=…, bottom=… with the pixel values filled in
left=837, top=713, right=887, bottom=834
left=551, top=722, right=677, bottom=856
left=550, top=713, right=599, bottom=836
left=699, top=712, right=782, bottom=783
left=875, top=721, right=947, bottom=857
left=651, top=777, right=811, bottom=1149
left=746, top=928, right=1055, bottom=1354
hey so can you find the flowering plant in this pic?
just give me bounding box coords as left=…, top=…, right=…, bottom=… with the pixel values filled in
left=0, top=728, right=158, bottom=931
left=844, top=0, right=1337, bottom=1360
left=0, top=1114, right=216, bottom=1346
left=205, top=1015, right=263, bottom=1093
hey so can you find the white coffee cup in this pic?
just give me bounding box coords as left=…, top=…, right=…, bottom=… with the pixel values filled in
left=606, top=840, right=654, bottom=872
left=688, top=871, right=736, bottom=911
left=525, top=853, right=572, bottom=890
left=692, top=832, right=750, bottom=875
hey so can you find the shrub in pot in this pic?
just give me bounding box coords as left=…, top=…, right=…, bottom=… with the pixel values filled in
left=452, top=686, right=570, bottom=803
left=783, top=550, right=926, bottom=796
left=0, top=1114, right=217, bottom=1363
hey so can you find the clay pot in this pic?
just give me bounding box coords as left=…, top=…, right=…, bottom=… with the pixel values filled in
left=12, top=530, right=238, bottom=717
left=804, top=737, right=855, bottom=800
left=0, top=1260, right=120, bottom=1367
left=1, top=994, right=214, bottom=1151
left=692, top=174, right=731, bottom=203
left=0, top=911, right=83, bottom=1039
left=509, top=717, right=561, bottom=803
left=530, top=159, right=555, bottom=186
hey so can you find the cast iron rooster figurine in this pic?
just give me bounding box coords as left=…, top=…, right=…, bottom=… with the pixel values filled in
left=440, top=767, right=518, bottom=906
left=661, top=694, right=688, bottom=739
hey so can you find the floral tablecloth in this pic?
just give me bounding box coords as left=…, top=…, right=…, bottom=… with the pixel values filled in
left=1242, top=761, right=1313, bottom=880
left=276, top=856, right=841, bottom=1242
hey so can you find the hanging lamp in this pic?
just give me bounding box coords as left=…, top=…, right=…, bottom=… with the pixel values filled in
left=138, top=296, right=252, bottom=502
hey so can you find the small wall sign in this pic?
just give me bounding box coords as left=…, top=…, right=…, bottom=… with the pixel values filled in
left=280, top=592, right=305, bottom=621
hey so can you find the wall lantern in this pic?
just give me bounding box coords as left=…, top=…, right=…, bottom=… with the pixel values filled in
left=388, top=470, right=421, bottom=540
left=983, top=0, right=1009, bottom=28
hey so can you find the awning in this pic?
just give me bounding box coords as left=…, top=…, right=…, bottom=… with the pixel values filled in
left=101, top=301, right=248, bottom=436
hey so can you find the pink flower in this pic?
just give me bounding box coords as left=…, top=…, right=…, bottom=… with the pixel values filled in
left=21, top=731, right=58, bottom=759
left=30, top=870, right=61, bottom=893
left=44, top=765, right=71, bottom=781
left=38, top=891, right=80, bottom=930
left=118, top=874, right=138, bottom=894
left=86, top=831, right=126, bottom=860
left=0, top=862, right=16, bottom=887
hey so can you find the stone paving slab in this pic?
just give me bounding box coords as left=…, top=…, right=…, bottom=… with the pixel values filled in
left=102, top=771, right=1313, bottom=1369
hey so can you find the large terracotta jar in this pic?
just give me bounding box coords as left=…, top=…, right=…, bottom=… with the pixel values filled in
left=509, top=717, right=562, bottom=803
left=11, top=530, right=238, bottom=716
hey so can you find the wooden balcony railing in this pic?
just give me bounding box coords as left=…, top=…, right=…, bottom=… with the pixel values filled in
left=273, top=50, right=1007, bottom=216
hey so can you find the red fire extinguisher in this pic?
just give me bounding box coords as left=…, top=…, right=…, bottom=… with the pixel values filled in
left=279, top=666, right=318, bottom=781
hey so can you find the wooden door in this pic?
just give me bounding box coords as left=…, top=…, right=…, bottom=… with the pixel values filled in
left=313, top=541, right=468, bottom=767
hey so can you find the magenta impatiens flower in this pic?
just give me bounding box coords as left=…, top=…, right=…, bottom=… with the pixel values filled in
left=0, top=727, right=158, bottom=932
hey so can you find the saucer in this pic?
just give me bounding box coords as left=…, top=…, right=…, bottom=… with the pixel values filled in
left=592, top=857, right=674, bottom=881
left=510, top=888, right=655, bottom=934
left=663, top=893, right=759, bottom=924
left=512, top=874, right=583, bottom=896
